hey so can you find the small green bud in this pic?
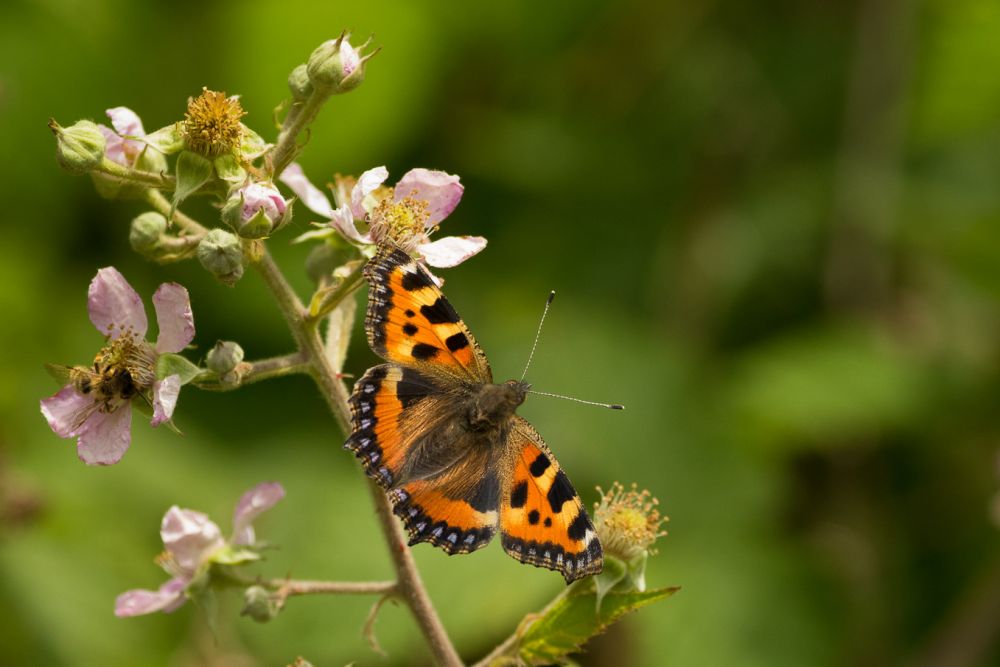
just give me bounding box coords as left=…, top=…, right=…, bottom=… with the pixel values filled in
left=197, top=229, right=244, bottom=286
left=306, top=33, right=377, bottom=93
left=288, top=63, right=313, bottom=101
left=206, top=340, right=244, bottom=376
left=241, top=585, right=281, bottom=623
left=129, top=212, right=168, bottom=254
left=50, top=119, right=106, bottom=174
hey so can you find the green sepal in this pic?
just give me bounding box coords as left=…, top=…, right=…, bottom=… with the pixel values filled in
left=592, top=555, right=628, bottom=612
left=143, top=123, right=184, bottom=154
left=209, top=545, right=260, bottom=566
left=516, top=585, right=678, bottom=665
left=239, top=124, right=271, bottom=160
left=626, top=551, right=649, bottom=592
left=214, top=153, right=246, bottom=184
left=156, top=353, right=202, bottom=385
left=172, top=150, right=213, bottom=212
left=238, top=208, right=274, bottom=239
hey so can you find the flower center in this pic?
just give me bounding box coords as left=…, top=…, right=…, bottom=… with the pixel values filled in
left=369, top=195, right=430, bottom=250
left=182, top=88, right=246, bottom=158
left=78, top=331, right=157, bottom=410
left=594, top=482, right=668, bottom=559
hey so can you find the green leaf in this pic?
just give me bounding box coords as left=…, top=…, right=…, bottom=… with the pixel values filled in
left=239, top=124, right=271, bottom=160
left=172, top=150, right=213, bottom=212
left=156, top=353, right=202, bottom=385
left=142, top=123, right=184, bottom=154
left=592, top=556, right=627, bottom=612
left=517, top=586, right=678, bottom=665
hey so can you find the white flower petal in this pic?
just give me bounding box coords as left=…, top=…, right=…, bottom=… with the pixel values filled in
left=232, top=482, right=286, bottom=546
left=115, top=577, right=188, bottom=617
left=151, top=375, right=181, bottom=426
left=340, top=38, right=361, bottom=75
left=88, top=267, right=148, bottom=339
left=279, top=163, right=335, bottom=218
left=152, top=283, right=194, bottom=354
left=418, top=236, right=487, bottom=268
left=106, top=107, right=145, bottom=138
left=330, top=204, right=371, bottom=245
left=161, top=507, right=224, bottom=574
left=76, top=405, right=132, bottom=466
left=351, top=166, right=389, bottom=219
left=394, top=169, right=464, bottom=226
left=40, top=385, right=93, bottom=438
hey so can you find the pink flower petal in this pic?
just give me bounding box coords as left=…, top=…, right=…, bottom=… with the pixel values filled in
left=161, top=507, right=224, bottom=573
left=241, top=182, right=286, bottom=221
left=232, top=482, right=286, bottom=545
left=330, top=204, right=372, bottom=244
left=106, top=107, right=144, bottom=138
left=97, top=124, right=130, bottom=166
left=394, top=169, right=464, bottom=226
left=115, top=576, right=187, bottom=617
left=351, top=166, right=389, bottom=219
left=40, top=385, right=94, bottom=438
left=279, top=163, right=335, bottom=218
left=152, top=283, right=194, bottom=354
left=340, top=38, right=361, bottom=75
left=77, top=404, right=132, bottom=466
left=151, top=375, right=181, bottom=426
left=418, top=236, right=488, bottom=268
left=88, top=267, right=148, bottom=339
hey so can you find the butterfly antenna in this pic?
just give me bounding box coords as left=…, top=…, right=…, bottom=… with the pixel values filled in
left=520, top=290, right=555, bottom=382
left=528, top=390, right=625, bottom=410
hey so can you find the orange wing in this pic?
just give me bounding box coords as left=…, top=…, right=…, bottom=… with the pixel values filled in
left=500, top=418, right=603, bottom=582
left=364, top=244, right=491, bottom=382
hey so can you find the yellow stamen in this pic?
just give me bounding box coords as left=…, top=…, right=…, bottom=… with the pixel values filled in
left=182, top=88, right=246, bottom=157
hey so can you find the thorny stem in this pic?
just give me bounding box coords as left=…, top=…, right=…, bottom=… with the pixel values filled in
left=98, top=157, right=176, bottom=189
left=144, top=189, right=208, bottom=236
left=270, top=87, right=333, bottom=178
left=251, top=248, right=464, bottom=667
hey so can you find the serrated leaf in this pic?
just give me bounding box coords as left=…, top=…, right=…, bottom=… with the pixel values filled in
left=143, top=123, right=184, bottom=154
left=517, top=586, right=678, bottom=665
left=156, top=353, right=202, bottom=384
left=172, top=151, right=213, bottom=212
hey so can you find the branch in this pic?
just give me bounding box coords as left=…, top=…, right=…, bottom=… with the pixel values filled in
left=266, top=578, right=397, bottom=605
left=98, top=157, right=176, bottom=189
left=270, top=87, right=334, bottom=178
left=251, top=248, right=464, bottom=667
left=193, top=351, right=311, bottom=391
left=144, top=189, right=209, bottom=236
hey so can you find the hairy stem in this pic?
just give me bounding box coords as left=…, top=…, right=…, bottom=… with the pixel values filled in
left=99, top=157, right=176, bottom=189
left=145, top=189, right=208, bottom=236
left=270, top=87, right=333, bottom=178
left=194, top=352, right=311, bottom=391
left=251, top=247, right=464, bottom=667
left=266, top=578, right=397, bottom=605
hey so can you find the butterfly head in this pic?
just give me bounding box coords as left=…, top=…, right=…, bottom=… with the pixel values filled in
left=467, top=380, right=530, bottom=431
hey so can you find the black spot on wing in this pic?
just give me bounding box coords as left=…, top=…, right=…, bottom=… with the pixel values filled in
left=468, top=472, right=499, bottom=513
left=528, top=509, right=540, bottom=525
left=544, top=517, right=552, bottom=527
left=405, top=309, right=415, bottom=318
left=396, top=367, right=433, bottom=409
left=510, top=480, right=528, bottom=509
left=411, top=343, right=438, bottom=360
left=420, top=297, right=461, bottom=325
left=445, top=332, right=469, bottom=352
left=529, top=453, right=551, bottom=477
left=402, top=322, right=418, bottom=336
left=401, top=269, right=435, bottom=292
left=567, top=512, right=590, bottom=541
left=547, top=470, right=576, bottom=514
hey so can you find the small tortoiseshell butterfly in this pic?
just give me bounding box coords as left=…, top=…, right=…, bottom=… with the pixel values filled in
left=345, top=244, right=603, bottom=582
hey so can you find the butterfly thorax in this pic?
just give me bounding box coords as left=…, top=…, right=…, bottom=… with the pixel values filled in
left=466, top=380, right=529, bottom=432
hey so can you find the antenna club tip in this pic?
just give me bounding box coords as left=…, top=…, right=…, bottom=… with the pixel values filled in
left=547, top=290, right=556, bottom=304
left=610, top=404, right=625, bottom=410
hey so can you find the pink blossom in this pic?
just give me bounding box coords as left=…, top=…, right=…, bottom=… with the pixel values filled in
left=239, top=182, right=288, bottom=223
left=97, top=107, right=146, bottom=167
left=40, top=268, right=194, bottom=465
left=115, top=483, right=285, bottom=617
left=280, top=163, right=487, bottom=269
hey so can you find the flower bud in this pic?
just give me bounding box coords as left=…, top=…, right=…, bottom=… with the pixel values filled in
left=129, top=212, right=168, bottom=254
left=306, top=34, right=377, bottom=93
left=241, top=585, right=281, bottom=623
left=206, top=340, right=244, bottom=376
left=222, top=182, right=291, bottom=239
left=287, top=63, right=313, bottom=101
left=197, top=229, right=244, bottom=286
left=50, top=119, right=106, bottom=174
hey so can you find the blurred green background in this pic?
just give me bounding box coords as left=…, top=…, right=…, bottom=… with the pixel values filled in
left=3, top=0, right=1000, bottom=665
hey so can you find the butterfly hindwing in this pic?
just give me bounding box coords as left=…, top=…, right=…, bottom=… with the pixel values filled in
left=500, top=417, right=603, bottom=582
left=365, top=245, right=492, bottom=382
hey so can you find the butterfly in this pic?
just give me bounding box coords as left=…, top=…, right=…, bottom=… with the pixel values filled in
left=344, top=243, right=603, bottom=583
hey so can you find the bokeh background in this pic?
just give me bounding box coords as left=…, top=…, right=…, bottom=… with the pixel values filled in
left=3, top=0, right=1000, bottom=665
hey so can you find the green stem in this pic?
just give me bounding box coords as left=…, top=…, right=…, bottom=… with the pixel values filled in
left=251, top=247, right=464, bottom=667
left=266, top=578, right=397, bottom=604
left=98, top=157, right=175, bottom=189
left=194, top=352, right=310, bottom=391
left=270, top=87, right=333, bottom=178
left=144, top=189, right=208, bottom=236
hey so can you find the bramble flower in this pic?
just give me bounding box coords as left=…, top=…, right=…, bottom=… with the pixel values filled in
left=115, top=482, right=285, bottom=617
left=40, top=268, right=195, bottom=465
left=181, top=88, right=246, bottom=158
left=591, top=482, right=668, bottom=600
left=97, top=107, right=147, bottom=167
left=222, top=181, right=293, bottom=239
left=281, top=163, right=486, bottom=269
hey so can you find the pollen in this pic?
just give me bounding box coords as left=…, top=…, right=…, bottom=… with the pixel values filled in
left=369, top=195, right=430, bottom=249
left=181, top=88, right=246, bottom=158
left=594, top=482, right=668, bottom=560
